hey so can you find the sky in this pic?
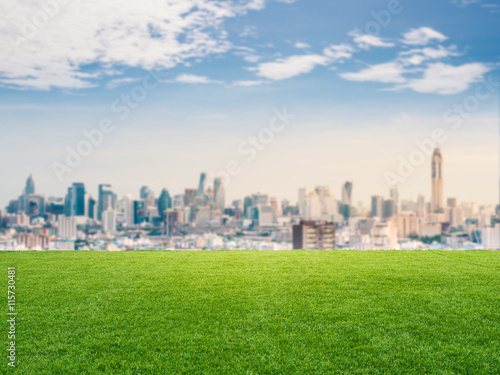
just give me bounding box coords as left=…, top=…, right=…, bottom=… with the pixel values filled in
left=0, top=0, right=499, bottom=208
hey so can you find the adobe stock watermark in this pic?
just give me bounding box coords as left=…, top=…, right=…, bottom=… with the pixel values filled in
left=205, top=108, right=296, bottom=187
left=51, top=71, right=164, bottom=182
left=8, top=0, right=76, bottom=51
left=355, top=0, right=405, bottom=38
left=7, top=267, right=16, bottom=368
left=384, top=75, right=499, bottom=186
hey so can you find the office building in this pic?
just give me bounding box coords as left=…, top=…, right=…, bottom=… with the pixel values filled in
left=431, top=148, right=444, bottom=213
left=371, top=195, right=383, bottom=218
left=58, top=215, right=77, bottom=240
left=214, top=178, right=226, bottom=211
left=293, top=220, right=335, bottom=250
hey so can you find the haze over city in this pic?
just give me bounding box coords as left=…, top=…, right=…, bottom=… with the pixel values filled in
left=1, top=0, right=499, bottom=209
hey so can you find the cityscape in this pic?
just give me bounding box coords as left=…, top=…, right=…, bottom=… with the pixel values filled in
left=1, top=148, right=498, bottom=251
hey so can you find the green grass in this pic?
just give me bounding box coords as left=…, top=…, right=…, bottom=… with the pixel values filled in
left=1, top=250, right=499, bottom=374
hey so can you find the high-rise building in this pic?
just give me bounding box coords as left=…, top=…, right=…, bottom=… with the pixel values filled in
left=390, top=186, right=399, bottom=214
left=383, top=199, right=396, bottom=219
left=447, top=198, right=457, bottom=208
left=123, top=194, right=135, bottom=227
left=58, top=215, right=77, bottom=239
left=68, top=182, right=87, bottom=216
left=102, top=208, right=116, bottom=233
left=88, top=197, right=96, bottom=220
left=342, top=181, right=353, bottom=206
left=185, top=189, right=197, bottom=206
left=213, top=178, right=226, bottom=211
left=133, top=200, right=146, bottom=225
left=25, top=175, right=36, bottom=195
left=292, top=221, right=335, bottom=249
left=140, top=186, right=153, bottom=200
left=431, top=148, right=444, bottom=213
left=98, top=184, right=116, bottom=220
left=165, top=209, right=180, bottom=237
left=298, top=188, right=307, bottom=217
left=394, top=213, right=420, bottom=238
left=371, top=195, right=384, bottom=218
left=252, top=193, right=269, bottom=206
left=25, top=194, right=45, bottom=217
left=198, top=173, right=207, bottom=196
left=157, top=189, right=172, bottom=221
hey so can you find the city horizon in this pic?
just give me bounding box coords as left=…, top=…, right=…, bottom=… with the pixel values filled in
left=1, top=0, right=500, bottom=209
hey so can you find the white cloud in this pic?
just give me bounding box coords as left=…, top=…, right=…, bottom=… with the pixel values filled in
left=398, top=45, right=460, bottom=65
left=239, top=26, right=258, bottom=38
left=349, top=31, right=394, bottom=50
left=323, top=44, right=354, bottom=61
left=294, top=41, right=310, bottom=49
left=395, top=62, right=491, bottom=94
left=232, top=80, right=267, bottom=86
left=0, top=0, right=285, bottom=90
left=339, top=63, right=407, bottom=83
left=252, top=54, right=329, bottom=80
left=172, top=74, right=220, bottom=84
left=251, top=43, right=352, bottom=80
left=401, top=27, right=448, bottom=45
left=106, top=77, right=141, bottom=90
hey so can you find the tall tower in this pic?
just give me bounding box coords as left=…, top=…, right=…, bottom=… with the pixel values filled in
left=198, top=173, right=207, bottom=196
left=341, top=181, right=353, bottom=206
left=213, top=177, right=226, bottom=211
left=431, top=148, right=444, bottom=213
left=25, top=174, right=36, bottom=195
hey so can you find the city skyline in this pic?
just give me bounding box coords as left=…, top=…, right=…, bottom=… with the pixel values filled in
left=4, top=146, right=499, bottom=251
left=4, top=147, right=497, bottom=215
left=1, top=0, right=499, bottom=208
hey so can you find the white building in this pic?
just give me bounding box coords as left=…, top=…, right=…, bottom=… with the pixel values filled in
left=58, top=215, right=77, bottom=240
left=102, top=208, right=116, bottom=233
left=481, top=224, right=500, bottom=250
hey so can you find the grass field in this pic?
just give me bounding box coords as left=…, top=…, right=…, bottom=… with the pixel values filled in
left=1, top=251, right=499, bottom=374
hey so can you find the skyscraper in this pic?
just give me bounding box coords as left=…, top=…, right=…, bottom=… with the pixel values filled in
left=123, top=194, right=135, bottom=227
left=213, top=178, right=226, bottom=211
left=140, top=186, right=153, bottom=200
left=431, top=148, right=444, bottom=213
left=157, top=188, right=172, bottom=221
left=25, top=175, right=36, bottom=195
left=342, top=181, right=353, bottom=206
left=198, top=173, right=207, bottom=196
left=98, top=184, right=116, bottom=220
left=371, top=195, right=383, bottom=218
left=66, top=183, right=86, bottom=217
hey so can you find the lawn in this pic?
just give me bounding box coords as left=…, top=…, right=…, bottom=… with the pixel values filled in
left=1, top=250, right=499, bottom=374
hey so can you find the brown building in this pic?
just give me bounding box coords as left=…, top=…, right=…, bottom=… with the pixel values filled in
left=17, top=233, right=49, bottom=250
left=293, top=220, right=335, bottom=249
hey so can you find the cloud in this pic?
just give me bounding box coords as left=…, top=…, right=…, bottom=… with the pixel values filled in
left=398, top=45, right=460, bottom=65
left=401, top=27, right=448, bottom=45
left=231, top=80, right=267, bottom=86
left=294, top=41, right=310, bottom=49
left=395, top=62, right=491, bottom=94
left=349, top=31, right=394, bottom=50
left=251, top=44, right=352, bottom=80
left=249, top=44, right=353, bottom=81
left=323, top=44, right=354, bottom=61
left=0, top=0, right=286, bottom=90
left=252, top=54, right=329, bottom=80
left=239, top=26, right=258, bottom=38
left=339, top=62, right=407, bottom=83
left=171, top=74, right=221, bottom=84
left=106, top=77, right=141, bottom=90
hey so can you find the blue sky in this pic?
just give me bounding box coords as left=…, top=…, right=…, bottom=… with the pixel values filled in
left=0, top=0, right=499, bottom=207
